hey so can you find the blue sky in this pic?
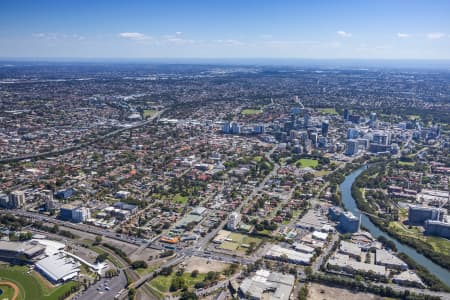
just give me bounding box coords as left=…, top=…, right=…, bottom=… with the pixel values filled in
left=1, top=0, right=449, bottom=59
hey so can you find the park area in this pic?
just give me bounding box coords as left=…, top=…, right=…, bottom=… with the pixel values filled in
left=241, top=108, right=262, bottom=115
left=218, top=232, right=262, bottom=253
left=0, top=265, right=78, bottom=300
left=143, top=109, right=157, bottom=118
left=388, top=221, right=450, bottom=257
left=317, top=107, right=338, bottom=115
left=296, top=158, right=319, bottom=168
left=149, top=272, right=207, bottom=294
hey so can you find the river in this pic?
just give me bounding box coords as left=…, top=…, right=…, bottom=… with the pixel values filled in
left=340, top=165, right=450, bottom=287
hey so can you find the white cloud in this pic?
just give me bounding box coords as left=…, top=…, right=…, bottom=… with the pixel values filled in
left=397, top=33, right=411, bottom=38
left=263, top=40, right=318, bottom=48
left=337, top=30, right=352, bottom=38
left=427, top=32, right=445, bottom=40
left=118, top=32, right=151, bottom=41
left=163, top=33, right=195, bottom=45
left=213, top=39, right=245, bottom=46
left=32, top=32, right=85, bottom=40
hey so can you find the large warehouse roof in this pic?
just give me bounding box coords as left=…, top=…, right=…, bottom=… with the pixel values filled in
left=35, top=253, right=80, bottom=282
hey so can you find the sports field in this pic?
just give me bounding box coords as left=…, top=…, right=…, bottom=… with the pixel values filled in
left=0, top=265, right=78, bottom=300
left=317, top=107, right=338, bottom=115
left=218, top=232, right=261, bottom=253
left=296, top=158, right=318, bottom=168
left=241, top=108, right=262, bottom=115
left=0, top=281, right=19, bottom=300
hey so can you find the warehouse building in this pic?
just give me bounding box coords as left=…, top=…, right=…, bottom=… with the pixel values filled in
left=375, top=249, right=408, bottom=270
left=238, top=269, right=295, bottom=300
left=265, top=245, right=313, bottom=265
left=35, top=252, right=80, bottom=283
left=327, top=253, right=387, bottom=277
left=0, top=240, right=46, bottom=261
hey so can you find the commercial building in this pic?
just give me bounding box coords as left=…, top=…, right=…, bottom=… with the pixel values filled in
left=327, top=253, right=387, bottom=277
left=393, top=271, right=424, bottom=287
left=71, top=207, right=91, bottom=223
left=328, top=206, right=342, bottom=221
left=238, top=269, right=295, bottom=300
left=115, top=190, right=130, bottom=199
left=265, top=245, right=313, bottom=265
left=321, top=121, right=329, bottom=137
left=227, top=212, right=241, bottom=231
left=0, top=240, right=46, bottom=261
left=113, top=202, right=138, bottom=213
left=347, top=128, right=359, bottom=139
left=292, top=243, right=315, bottom=254
left=0, top=193, right=8, bottom=208
left=425, top=220, right=450, bottom=239
left=339, top=211, right=360, bottom=233
left=375, top=249, right=408, bottom=270
left=55, top=188, right=73, bottom=199
left=35, top=253, right=80, bottom=283
left=59, top=205, right=90, bottom=223
left=372, top=132, right=390, bottom=145
left=59, top=204, right=76, bottom=221
left=9, top=190, right=25, bottom=208
left=408, top=206, right=445, bottom=225
left=339, top=240, right=362, bottom=258
left=345, top=139, right=359, bottom=156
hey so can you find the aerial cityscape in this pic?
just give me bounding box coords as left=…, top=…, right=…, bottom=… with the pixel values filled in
left=0, top=1, right=450, bottom=300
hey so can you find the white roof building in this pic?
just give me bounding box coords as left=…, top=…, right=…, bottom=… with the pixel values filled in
left=312, top=231, right=328, bottom=241
left=35, top=253, right=80, bottom=283
left=239, top=270, right=295, bottom=300
left=339, top=240, right=362, bottom=258
left=327, top=253, right=387, bottom=277
left=265, top=245, right=313, bottom=265
left=375, top=249, right=408, bottom=270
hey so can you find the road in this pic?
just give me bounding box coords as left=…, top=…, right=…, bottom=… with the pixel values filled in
left=76, top=270, right=127, bottom=300
left=198, top=145, right=279, bottom=252
left=3, top=209, right=143, bottom=246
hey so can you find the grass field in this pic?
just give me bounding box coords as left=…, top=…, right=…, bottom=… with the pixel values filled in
left=135, top=263, right=160, bottom=277
left=314, top=170, right=330, bottom=177
left=149, top=272, right=207, bottom=294
left=0, top=265, right=78, bottom=300
left=143, top=109, right=157, bottom=118
left=241, top=108, right=262, bottom=115
left=407, top=114, right=420, bottom=120
left=318, top=107, right=338, bottom=115
left=252, top=156, right=263, bottom=162
left=296, top=158, right=319, bottom=168
left=218, top=232, right=262, bottom=253
left=172, top=194, right=188, bottom=204
left=91, top=246, right=123, bottom=268
left=0, top=284, right=16, bottom=299
left=388, top=222, right=450, bottom=256
left=398, top=161, right=415, bottom=166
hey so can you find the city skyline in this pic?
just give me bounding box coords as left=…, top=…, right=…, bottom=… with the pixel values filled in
left=1, top=0, right=450, bottom=59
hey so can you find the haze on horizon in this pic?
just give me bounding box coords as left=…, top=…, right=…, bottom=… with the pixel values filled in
left=1, top=0, right=450, bottom=60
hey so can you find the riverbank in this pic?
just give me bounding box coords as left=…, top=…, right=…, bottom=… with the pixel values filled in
left=351, top=164, right=450, bottom=273
left=339, top=165, right=450, bottom=289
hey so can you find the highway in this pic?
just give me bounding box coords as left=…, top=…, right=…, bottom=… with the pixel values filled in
left=3, top=209, right=144, bottom=246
